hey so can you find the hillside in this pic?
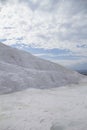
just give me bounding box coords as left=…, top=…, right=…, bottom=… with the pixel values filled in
left=0, top=43, right=86, bottom=94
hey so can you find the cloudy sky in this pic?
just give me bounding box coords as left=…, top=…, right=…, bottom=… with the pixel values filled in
left=0, top=0, right=87, bottom=71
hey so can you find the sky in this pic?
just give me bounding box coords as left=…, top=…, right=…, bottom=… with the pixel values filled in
left=0, top=0, right=87, bottom=71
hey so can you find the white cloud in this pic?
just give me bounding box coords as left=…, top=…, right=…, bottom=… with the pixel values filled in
left=0, top=0, right=87, bottom=58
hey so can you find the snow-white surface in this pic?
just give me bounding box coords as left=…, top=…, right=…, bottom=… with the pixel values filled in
left=0, top=43, right=87, bottom=130
left=0, top=83, right=87, bottom=130
left=0, top=43, right=86, bottom=94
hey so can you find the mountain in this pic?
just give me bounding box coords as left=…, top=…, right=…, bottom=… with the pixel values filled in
left=78, top=70, right=87, bottom=76
left=0, top=43, right=86, bottom=94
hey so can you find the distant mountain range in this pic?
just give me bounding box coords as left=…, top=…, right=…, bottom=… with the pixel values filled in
left=0, top=43, right=86, bottom=94
left=78, top=70, right=87, bottom=76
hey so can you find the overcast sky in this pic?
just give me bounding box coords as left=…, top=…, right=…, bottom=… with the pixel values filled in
left=0, top=0, right=87, bottom=70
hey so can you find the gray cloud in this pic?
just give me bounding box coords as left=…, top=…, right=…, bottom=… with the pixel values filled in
left=0, top=0, right=87, bottom=13
left=70, top=0, right=87, bottom=14
left=0, top=0, right=87, bottom=69
left=19, top=0, right=40, bottom=11
left=17, top=0, right=61, bottom=12
left=0, top=0, right=87, bottom=52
